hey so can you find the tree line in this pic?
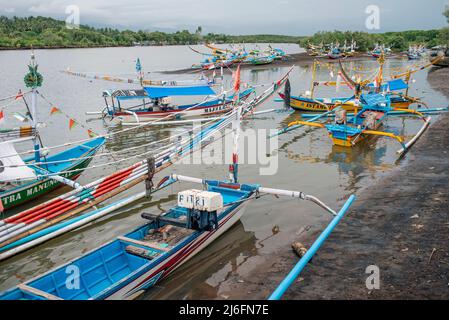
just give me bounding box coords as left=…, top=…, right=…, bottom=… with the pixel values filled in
left=0, top=15, right=447, bottom=51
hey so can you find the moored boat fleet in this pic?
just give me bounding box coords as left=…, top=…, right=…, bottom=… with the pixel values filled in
left=0, top=45, right=446, bottom=300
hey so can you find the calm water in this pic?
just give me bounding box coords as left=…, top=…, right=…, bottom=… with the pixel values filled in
left=0, top=44, right=447, bottom=299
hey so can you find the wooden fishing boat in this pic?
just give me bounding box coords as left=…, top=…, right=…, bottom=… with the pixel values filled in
left=278, top=54, right=442, bottom=113
left=249, top=55, right=275, bottom=65
left=1, top=53, right=105, bottom=211
left=278, top=92, right=412, bottom=112
left=98, top=86, right=254, bottom=124
left=328, top=46, right=343, bottom=59
left=0, top=171, right=353, bottom=300
left=282, top=92, right=431, bottom=156
left=0, top=138, right=105, bottom=210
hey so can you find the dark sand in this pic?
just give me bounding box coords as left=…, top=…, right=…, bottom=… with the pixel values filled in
left=159, top=52, right=397, bottom=75
left=225, top=67, right=449, bottom=300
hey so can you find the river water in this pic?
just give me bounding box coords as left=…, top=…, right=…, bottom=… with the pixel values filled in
left=0, top=44, right=447, bottom=299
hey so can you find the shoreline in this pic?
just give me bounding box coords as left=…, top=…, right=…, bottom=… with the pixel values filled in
left=219, top=66, right=449, bottom=300
left=159, top=52, right=406, bottom=75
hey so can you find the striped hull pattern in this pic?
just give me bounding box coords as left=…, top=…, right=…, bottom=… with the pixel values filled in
left=114, top=90, right=253, bottom=123
left=279, top=93, right=412, bottom=112
left=1, top=156, right=97, bottom=211
left=0, top=162, right=143, bottom=233
left=106, top=203, right=249, bottom=300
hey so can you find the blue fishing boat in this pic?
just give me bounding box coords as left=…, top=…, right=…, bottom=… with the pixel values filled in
left=1, top=138, right=105, bottom=210
left=1, top=53, right=105, bottom=211
left=282, top=92, right=431, bottom=156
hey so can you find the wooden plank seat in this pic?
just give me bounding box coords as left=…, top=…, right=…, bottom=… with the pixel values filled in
left=125, top=245, right=161, bottom=260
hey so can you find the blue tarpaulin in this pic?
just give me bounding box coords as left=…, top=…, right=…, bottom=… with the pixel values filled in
left=361, top=93, right=389, bottom=106
left=387, top=79, right=408, bottom=91
left=143, top=85, right=216, bottom=98
left=366, top=79, right=408, bottom=92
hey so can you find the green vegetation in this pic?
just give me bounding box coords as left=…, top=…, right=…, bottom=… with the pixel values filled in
left=440, top=6, right=449, bottom=51
left=0, top=16, right=304, bottom=49
left=0, top=15, right=447, bottom=51
left=303, top=7, right=449, bottom=52
left=300, top=30, right=442, bottom=52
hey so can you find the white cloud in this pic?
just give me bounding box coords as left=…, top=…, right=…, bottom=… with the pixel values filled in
left=0, top=0, right=447, bottom=35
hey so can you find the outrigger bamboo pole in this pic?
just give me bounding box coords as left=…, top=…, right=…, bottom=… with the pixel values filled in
left=171, top=174, right=337, bottom=216
left=268, top=194, right=356, bottom=300
left=0, top=176, right=178, bottom=261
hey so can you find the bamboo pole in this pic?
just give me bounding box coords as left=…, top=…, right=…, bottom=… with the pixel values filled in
left=268, top=195, right=356, bottom=300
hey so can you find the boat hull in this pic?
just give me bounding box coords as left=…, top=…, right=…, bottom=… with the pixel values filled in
left=279, top=93, right=412, bottom=112
left=114, top=89, right=253, bottom=123
left=117, top=103, right=232, bottom=123
left=0, top=139, right=104, bottom=210
left=0, top=182, right=253, bottom=300
left=108, top=202, right=249, bottom=300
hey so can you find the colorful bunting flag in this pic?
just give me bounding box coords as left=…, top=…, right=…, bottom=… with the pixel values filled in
left=233, top=65, right=241, bottom=92
left=87, top=129, right=97, bottom=138
left=15, top=90, right=24, bottom=101
left=69, top=118, right=77, bottom=130
left=50, top=106, right=61, bottom=115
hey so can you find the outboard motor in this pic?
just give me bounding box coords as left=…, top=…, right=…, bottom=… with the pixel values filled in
left=178, top=190, right=223, bottom=231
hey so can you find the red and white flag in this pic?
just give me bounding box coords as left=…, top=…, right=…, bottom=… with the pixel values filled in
left=0, top=110, right=4, bottom=125
left=233, top=65, right=241, bottom=92
left=15, top=90, right=24, bottom=101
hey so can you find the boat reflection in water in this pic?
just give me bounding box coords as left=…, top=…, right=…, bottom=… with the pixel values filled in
left=142, top=221, right=257, bottom=300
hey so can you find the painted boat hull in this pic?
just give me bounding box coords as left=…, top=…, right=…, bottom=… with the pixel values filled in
left=108, top=203, right=248, bottom=300
left=113, top=90, right=253, bottom=123
left=279, top=93, right=412, bottom=112
left=327, top=111, right=385, bottom=147
left=117, top=103, right=232, bottom=123
left=0, top=182, right=253, bottom=300
left=0, top=138, right=105, bottom=210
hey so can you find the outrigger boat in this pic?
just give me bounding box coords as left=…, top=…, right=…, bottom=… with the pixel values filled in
left=0, top=73, right=355, bottom=300
left=97, top=85, right=254, bottom=124
left=0, top=53, right=105, bottom=211
left=279, top=54, right=442, bottom=113
left=327, top=45, right=343, bottom=59
left=279, top=92, right=431, bottom=157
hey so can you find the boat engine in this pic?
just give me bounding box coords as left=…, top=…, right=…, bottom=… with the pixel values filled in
left=178, top=189, right=223, bottom=231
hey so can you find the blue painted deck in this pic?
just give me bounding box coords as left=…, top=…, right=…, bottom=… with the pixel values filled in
left=0, top=182, right=253, bottom=300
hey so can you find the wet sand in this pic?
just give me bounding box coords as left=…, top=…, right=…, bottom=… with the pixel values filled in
left=224, top=67, right=449, bottom=300
left=159, top=52, right=399, bottom=75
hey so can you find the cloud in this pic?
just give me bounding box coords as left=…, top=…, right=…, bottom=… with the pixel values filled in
left=0, top=0, right=447, bottom=35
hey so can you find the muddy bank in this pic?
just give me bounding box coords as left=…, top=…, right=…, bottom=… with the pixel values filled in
left=159, top=52, right=399, bottom=75
left=224, top=67, right=449, bottom=300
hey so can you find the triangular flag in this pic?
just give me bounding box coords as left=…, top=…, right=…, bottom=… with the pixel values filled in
left=87, top=129, right=96, bottom=138
left=69, top=118, right=77, bottom=130
left=233, top=65, right=241, bottom=92
left=50, top=106, right=61, bottom=115
left=15, top=90, right=24, bottom=101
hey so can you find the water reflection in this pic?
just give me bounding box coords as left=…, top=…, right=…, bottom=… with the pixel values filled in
left=141, top=221, right=257, bottom=300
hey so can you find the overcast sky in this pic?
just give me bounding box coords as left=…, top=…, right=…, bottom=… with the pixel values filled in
left=1, top=0, right=448, bottom=35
